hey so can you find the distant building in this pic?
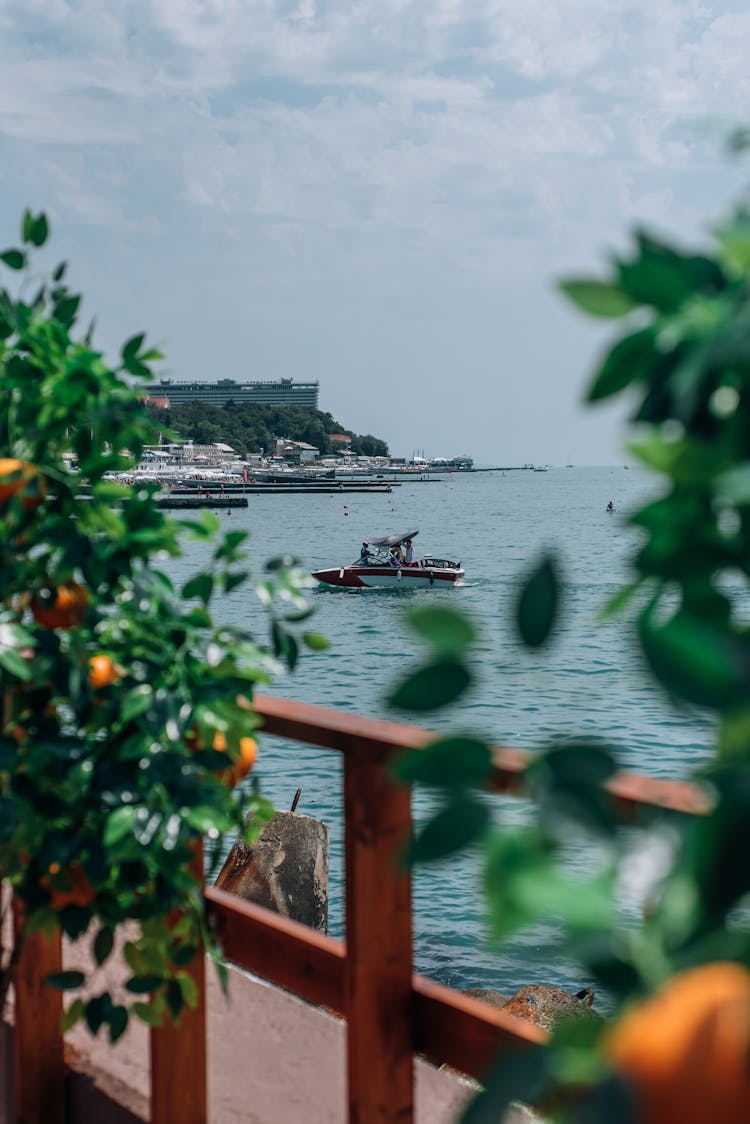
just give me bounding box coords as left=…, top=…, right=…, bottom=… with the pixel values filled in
left=329, top=434, right=352, bottom=448
left=144, top=377, right=319, bottom=409
left=275, top=438, right=320, bottom=464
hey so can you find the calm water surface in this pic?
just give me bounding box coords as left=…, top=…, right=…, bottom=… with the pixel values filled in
left=170, top=467, right=713, bottom=996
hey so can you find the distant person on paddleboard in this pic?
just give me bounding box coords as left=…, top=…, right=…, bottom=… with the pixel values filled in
left=607, top=500, right=614, bottom=512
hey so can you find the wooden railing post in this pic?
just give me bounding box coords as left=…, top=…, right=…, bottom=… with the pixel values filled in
left=150, top=842, right=207, bottom=1124
left=12, top=902, right=65, bottom=1124
left=343, top=749, right=414, bottom=1124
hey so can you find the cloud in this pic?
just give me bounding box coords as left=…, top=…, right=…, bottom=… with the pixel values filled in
left=0, top=1, right=747, bottom=462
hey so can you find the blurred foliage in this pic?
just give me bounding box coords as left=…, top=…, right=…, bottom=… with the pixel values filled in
left=0, top=212, right=323, bottom=1041
left=390, top=197, right=750, bottom=1120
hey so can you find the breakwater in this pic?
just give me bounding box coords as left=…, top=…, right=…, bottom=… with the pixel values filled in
left=155, top=494, right=249, bottom=509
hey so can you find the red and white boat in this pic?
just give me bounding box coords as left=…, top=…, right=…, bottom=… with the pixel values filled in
left=312, top=530, right=464, bottom=589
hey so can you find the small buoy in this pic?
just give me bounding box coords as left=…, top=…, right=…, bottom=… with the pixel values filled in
left=344, top=511, right=349, bottom=516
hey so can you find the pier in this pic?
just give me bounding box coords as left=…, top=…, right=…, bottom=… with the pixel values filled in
left=155, top=494, right=249, bottom=509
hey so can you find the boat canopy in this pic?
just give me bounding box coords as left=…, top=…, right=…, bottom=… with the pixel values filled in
left=365, top=530, right=419, bottom=548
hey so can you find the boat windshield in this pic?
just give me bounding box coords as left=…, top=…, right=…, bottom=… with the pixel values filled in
left=364, top=530, right=419, bottom=549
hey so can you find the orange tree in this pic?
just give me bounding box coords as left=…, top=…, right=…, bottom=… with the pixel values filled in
left=0, top=212, right=325, bottom=1040
left=389, top=197, right=750, bottom=1121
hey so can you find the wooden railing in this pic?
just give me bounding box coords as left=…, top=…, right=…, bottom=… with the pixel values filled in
left=10, top=694, right=711, bottom=1124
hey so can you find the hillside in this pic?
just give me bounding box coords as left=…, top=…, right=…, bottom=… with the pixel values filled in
left=145, top=400, right=389, bottom=458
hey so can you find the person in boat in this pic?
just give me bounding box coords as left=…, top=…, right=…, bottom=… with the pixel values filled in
left=359, top=542, right=370, bottom=565
left=607, top=500, right=614, bottom=512
left=389, top=547, right=402, bottom=567
left=403, top=538, right=415, bottom=565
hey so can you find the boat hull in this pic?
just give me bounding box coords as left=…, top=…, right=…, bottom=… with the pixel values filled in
left=312, top=565, right=463, bottom=589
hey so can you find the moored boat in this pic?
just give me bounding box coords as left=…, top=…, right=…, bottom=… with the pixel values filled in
left=312, top=530, right=463, bottom=589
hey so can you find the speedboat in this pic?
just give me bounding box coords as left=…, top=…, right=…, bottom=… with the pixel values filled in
left=312, top=530, right=464, bottom=589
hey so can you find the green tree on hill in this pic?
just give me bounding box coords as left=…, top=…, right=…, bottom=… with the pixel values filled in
left=145, top=400, right=389, bottom=458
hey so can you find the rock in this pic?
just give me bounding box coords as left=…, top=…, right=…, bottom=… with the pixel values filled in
left=214, top=809, right=329, bottom=932
left=501, top=984, right=600, bottom=1033
left=462, top=988, right=511, bottom=1009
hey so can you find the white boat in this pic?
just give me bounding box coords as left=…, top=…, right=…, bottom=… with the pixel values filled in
left=312, top=530, right=463, bottom=589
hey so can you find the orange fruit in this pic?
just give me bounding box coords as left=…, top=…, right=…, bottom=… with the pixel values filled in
left=0, top=458, right=46, bottom=509
left=31, top=582, right=88, bottom=629
left=607, top=962, right=750, bottom=1124
left=212, top=731, right=258, bottom=786
left=88, top=654, right=122, bottom=689
left=42, top=861, right=96, bottom=910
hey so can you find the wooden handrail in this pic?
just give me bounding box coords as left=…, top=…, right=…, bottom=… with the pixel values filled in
left=11, top=694, right=712, bottom=1124
left=253, top=693, right=712, bottom=817
left=206, top=888, right=547, bottom=1080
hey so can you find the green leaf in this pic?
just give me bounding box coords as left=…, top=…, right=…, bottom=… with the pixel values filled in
left=533, top=743, right=617, bottom=789
left=184, top=805, right=228, bottom=834
left=587, top=327, right=657, bottom=403
left=169, top=943, right=199, bottom=968
left=165, top=977, right=184, bottom=1019
left=284, top=605, right=315, bottom=623
left=108, top=1006, right=129, bottom=1043
left=223, top=570, right=248, bottom=594
left=182, top=573, right=214, bottom=605
left=176, top=970, right=198, bottom=1008
left=528, top=743, right=619, bottom=837
left=93, top=926, right=115, bottom=966
left=53, top=294, right=80, bottom=328
left=103, top=806, right=138, bottom=847
left=388, top=658, right=472, bottom=711
left=516, top=555, right=559, bottom=648
left=214, top=530, right=249, bottom=560
left=265, top=554, right=299, bottom=572
left=125, top=974, right=164, bottom=994
left=45, top=970, right=85, bottom=990
left=618, top=235, right=723, bottom=312
left=483, top=832, right=615, bottom=939
left=0, top=647, right=34, bottom=681
left=122, top=333, right=145, bottom=361
left=559, top=279, right=637, bottom=318
left=61, top=998, right=86, bottom=1032
left=392, top=737, right=492, bottom=789
left=638, top=609, right=746, bottom=710
left=302, top=631, right=330, bottom=651
left=120, top=685, right=152, bottom=723
left=406, top=797, right=489, bottom=864
left=406, top=605, right=476, bottom=655
left=27, top=213, right=49, bottom=247
left=132, top=1001, right=163, bottom=1026
left=1, top=249, right=25, bottom=270
left=85, top=993, right=113, bottom=1035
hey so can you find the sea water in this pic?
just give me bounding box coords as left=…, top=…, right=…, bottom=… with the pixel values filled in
left=167, top=466, right=714, bottom=996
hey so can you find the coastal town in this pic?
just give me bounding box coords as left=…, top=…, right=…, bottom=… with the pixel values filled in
left=139, top=375, right=474, bottom=482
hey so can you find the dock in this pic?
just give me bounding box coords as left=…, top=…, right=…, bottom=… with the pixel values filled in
left=165, top=484, right=398, bottom=497
left=155, top=495, right=249, bottom=509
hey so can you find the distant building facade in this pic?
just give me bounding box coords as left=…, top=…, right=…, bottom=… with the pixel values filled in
left=145, top=377, right=319, bottom=409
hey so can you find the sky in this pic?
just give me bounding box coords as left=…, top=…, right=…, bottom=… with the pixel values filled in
left=1, top=1, right=749, bottom=465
